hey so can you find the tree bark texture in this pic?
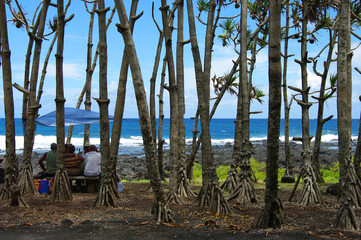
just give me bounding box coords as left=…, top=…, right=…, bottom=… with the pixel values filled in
left=19, top=0, right=50, bottom=196
left=51, top=0, right=72, bottom=202
left=114, top=0, right=171, bottom=223
left=256, top=0, right=283, bottom=229
left=93, top=0, right=117, bottom=208
left=336, top=0, right=360, bottom=230
left=160, top=0, right=180, bottom=204
left=0, top=0, right=27, bottom=207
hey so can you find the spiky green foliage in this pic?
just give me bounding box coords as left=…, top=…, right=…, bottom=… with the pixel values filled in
left=197, top=0, right=210, bottom=13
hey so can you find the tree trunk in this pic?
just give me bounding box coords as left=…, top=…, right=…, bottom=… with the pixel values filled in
left=335, top=0, right=360, bottom=230
left=175, top=0, right=194, bottom=198
left=66, top=1, right=97, bottom=145
left=227, top=0, right=256, bottom=205
left=290, top=0, right=323, bottom=206
left=282, top=0, right=293, bottom=177
left=150, top=2, right=164, bottom=154
left=114, top=0, right=171, bottom=223
left=312, top=29, right=337, bottom=183
left=256, top=0, right=283, bottom=228
left=186, top=0, right=230, bottom=214
left=19, top=0, right=50, bottom=196
left=158, top=57, right=167, bottom=180
left=110, top=0, right=139, bottom=198
left=51, top=0, right=73, bottom=202
left=0, top=0, right=27, bottom=207
left=160, top=0, right=180, bottom=205
left=93, top=0, right=117, bottom=208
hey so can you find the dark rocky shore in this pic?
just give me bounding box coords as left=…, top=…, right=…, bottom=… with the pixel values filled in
left=8, top=139, right=357, bottom=182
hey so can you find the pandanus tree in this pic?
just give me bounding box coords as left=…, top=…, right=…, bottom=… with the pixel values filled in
left=186, top=0, right=230, bottom=214
left=15, top=0, right=51, bottom=196
left=288, top=0, right=324, bottom=206
left=256, top=0, right=283, bottom=228
left=309, top=12, right=338, bottom=183
left=227, top=0, right=268, bottom=204
left=51, top=0, right=74, bottom=202
left=114, top=0, right=172, bottom=222
left=93, top=0, right=117, bottom=207
left=160, top=0, right=180, bottom=204
left=335, top=0, right=360, bottom=230
left=0, top=0, right=27, bottom=207
left=110, top=0, right=140, bottom=198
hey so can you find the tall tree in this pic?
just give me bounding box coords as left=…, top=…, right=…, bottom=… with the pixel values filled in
left=0, top=0, right=27, bottom=207
left=186, top=0, right=230, bottom=214
left=289, top=0, right=324, bottom=206
left=160, top=0, right=180, bottom=204
left=256, top=0, right=283, bottom=228
left=18, top=0, right=50, bottom=195
left=51, top=0, right=74, bottom=202
left=114, top=0, right=172, bottom=222
left=175, top=0, right=194, bottom=198
left=335, top=0, right=360, bottom=230
left=110, top=0, right=140, bottom=198
left=281, top=0, right=293, bottom=179
left=227, top=0, right=257, bottom=205
left=93, top=0, right=117, bottom=207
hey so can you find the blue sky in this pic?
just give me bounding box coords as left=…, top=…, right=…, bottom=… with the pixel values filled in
left=1, top=1, right=361, bottom=120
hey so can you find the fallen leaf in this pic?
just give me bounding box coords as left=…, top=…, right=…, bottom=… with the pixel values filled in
left=125, top=219, right=129, bottom=225
left=198, top=224, right=205, bottom=227
left=137, top=221, right=149, bottom=226
left=162, top=223, right=185, bottom=228
left=24, top=223, right=33, bottom=226
left=136, top=232, right=142, bottom=235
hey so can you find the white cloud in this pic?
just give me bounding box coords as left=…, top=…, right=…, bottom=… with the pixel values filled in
left=46, top=63, right=85, bottom=81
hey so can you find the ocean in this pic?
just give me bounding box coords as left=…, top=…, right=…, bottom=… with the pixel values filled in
left=0, top=118, right=359, bottom=155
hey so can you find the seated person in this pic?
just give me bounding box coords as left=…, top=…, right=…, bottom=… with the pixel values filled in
left=64, top=144, right=84, bottom=176
left=81, top=142, right=91, bottom=158
left=84, top=145, right=101, bottom=177
left=38, top=143, right=57, bottom=178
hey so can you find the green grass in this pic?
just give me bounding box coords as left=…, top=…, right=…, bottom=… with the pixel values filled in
left=123, top=159, right=340, bottom=185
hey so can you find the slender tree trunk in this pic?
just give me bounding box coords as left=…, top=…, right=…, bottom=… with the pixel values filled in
left=158, top=57, right=167, bottom=180
left=114, top=0, right=171, bottom=223
left=150, top=2, right=164, bottom=153
left=20, top=0, right=50, bottom=196
left=22, top=16, right=40, bottom=129
left=0, top=0, right=27, bottom=207
left=93, top=0, right=117, bottom=207
left=66, top=2, right=97, bottom=145
left=186, top=0, right=230, bottom=214
left=289, top=0, right=323, bottom=206
left=51, top=0, right=73, bottom=202
left=335, top=0, right=360, bottom=230
left=175, top=0, right=194, bottom=198
left=160, top=0, right=179, bottom=204
left=282, top=0, right=292, bottom=177
left=110, top=0, right=139, bottom=197
left=257, top=0, right=283, bottom=228
left=311, top=30, right=337, bottom=183
left=227, top=0, right=257, bottom=205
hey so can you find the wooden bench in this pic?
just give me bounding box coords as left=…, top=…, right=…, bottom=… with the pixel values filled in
left=68, top=175, right=100, bottom=193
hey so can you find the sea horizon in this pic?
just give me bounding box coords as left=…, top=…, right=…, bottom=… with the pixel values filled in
left=0, top=118, right=359, bottom=155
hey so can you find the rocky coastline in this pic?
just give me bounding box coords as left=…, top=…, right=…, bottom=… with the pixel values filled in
left=9, top=140, right=352, bottom=182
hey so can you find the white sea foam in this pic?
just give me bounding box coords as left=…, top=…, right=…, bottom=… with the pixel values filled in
left=0, top=133, right=352, bottom=155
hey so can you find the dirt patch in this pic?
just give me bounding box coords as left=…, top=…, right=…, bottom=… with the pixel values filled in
left=0, top=182, right=360, bottom=239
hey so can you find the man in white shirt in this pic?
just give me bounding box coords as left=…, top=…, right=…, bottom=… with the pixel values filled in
left=84, top=145, right=101, bottom=177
